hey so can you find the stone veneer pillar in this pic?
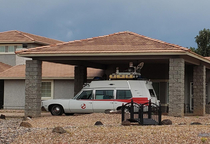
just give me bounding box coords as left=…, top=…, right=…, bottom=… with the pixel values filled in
left=25, top=60, right=42, bottom=118
left=168, top=58, right=185, bottom=117
left=193, top=65, right=206, bottom=116
left=74, top=65, right=87, bottom=95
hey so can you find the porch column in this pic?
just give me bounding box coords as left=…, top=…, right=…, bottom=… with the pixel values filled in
left=168, top=58, right=185, bottom=117
left=193, top=65, right=206, bottom=116
left=25, top=60, right=42, bottom=118
left=74, top=65, right=87, bottom=95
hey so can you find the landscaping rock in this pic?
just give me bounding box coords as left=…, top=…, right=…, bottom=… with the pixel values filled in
left=161, top=119, right=172, bottom=125
left=121, top=120, right=131, bottom=126
left=52, top=126, right=66, bottom=134
left=178, top=122, right=186, bottom=125
left=20, top=121, right=32, bottom=128
left=0, top=114, right=5, bottom=119
left=95, top=121, right=103, bottom=126
left=190, top=122, right=202, bottom=125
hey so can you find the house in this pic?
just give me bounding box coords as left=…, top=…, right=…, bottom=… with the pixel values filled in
left=0, top=30, right=63, bottom=66
left=0, top=61, right=103, bottom=109
left=16, top=31, right=210, bottom=117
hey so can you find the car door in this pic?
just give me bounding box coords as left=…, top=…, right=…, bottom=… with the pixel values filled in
left=92, top=89, right=115, bottom=112
left=114, top=89, right=133, bottom=109
left=69, top=90, right=94, bottom=113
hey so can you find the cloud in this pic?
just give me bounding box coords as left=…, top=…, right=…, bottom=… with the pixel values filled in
left=0, top=0, right=210, bottom=48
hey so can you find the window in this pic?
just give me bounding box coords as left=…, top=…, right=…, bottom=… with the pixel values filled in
left=0, top=46, right=5, bottom=52
left=76, top=90, right=93, bottom=100
left=8, top=46, right=14, bottom=52
left=95, top=90, right=114, bottom=99
left=149, top=89, right=155, bottom=97
left=41, top=81, right=53, bottom=100
left=116, top=90, right=132, bottom=99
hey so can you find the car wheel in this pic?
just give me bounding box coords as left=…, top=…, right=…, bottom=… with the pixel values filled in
left=50, top=105, right=64, bottom=116
left=65, top=113, right=74, bottom=116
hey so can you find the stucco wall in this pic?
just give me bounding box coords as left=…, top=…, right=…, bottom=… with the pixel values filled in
left=54, top=80, right=74, bottom=99
left=4, top=80, right=25, bottom=109
left=0, top=54, right=16, bottom=66
left=4, top=79, right=74, bottom=109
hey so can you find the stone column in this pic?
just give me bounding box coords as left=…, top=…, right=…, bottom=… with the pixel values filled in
left=25, top=60, right=42, bottom=118
left=193, top=65, right=206, bottom=116
left=74, top=65, right=87, bottom=95
left=168, top=58, right=185, bottom=117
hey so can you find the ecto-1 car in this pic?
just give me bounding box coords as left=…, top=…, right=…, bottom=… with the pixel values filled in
left=41, top=80, right=159, bottom=116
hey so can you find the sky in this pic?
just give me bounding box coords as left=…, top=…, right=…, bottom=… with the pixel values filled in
left=0, top=0, right=210, bottom=48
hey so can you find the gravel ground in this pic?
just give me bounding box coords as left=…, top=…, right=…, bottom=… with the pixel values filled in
left=1, top=113, right=210, bottom=144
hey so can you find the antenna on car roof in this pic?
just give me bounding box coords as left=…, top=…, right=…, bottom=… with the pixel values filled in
left=136, top=62, right=144, bottom=73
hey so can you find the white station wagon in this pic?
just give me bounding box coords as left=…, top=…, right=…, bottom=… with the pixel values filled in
left=41, top=80, right=159, bottom=116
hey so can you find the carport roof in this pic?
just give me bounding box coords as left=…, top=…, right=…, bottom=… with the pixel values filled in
left=16, top=31, right=190, bottom=55
left=15, top=31, right=210, bottom=69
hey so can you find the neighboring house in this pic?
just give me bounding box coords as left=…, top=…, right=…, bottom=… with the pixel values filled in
left=0, top=61, right=103, bottom=109
left=0, top=30, right=63, bottom=66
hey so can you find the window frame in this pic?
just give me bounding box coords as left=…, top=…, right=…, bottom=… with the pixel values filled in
left=41, top=80, right=54, bottom=100
left=95, top=90, right=114, bottom=100
left=116, top=89, right=132, bottom=99
left=0, top=44, right=22, bottom=53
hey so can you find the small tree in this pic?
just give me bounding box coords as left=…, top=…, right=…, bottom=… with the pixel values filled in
left=195, top=28, right=210, bottom=56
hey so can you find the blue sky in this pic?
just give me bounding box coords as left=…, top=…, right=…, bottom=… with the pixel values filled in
left=0, top=0, right=210, bottom=48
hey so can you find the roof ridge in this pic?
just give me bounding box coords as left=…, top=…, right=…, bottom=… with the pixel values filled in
left=15, top=30, right=35, bottom=41
left=124, top=31, right=189, bottom=51
left=20, top=31, right=63, bottom=43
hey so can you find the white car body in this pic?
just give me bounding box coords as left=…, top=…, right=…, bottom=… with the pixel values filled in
left=42, top=80, right=159, bottom=115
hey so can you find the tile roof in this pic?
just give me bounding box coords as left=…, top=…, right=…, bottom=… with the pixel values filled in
left=205, top=57, right=210, bottom=60
left=0, top=62, right=12, bottom=73
left=16, top=31, right=190, bottom=55
left=0, top=30, right=63, bottom=45
left=0, top=62, right=103, bottom=79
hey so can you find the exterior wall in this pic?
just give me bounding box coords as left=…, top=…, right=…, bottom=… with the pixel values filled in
left=3, top=79, right=74, bottom=109
left=4, top=80, right=25, bottom=109
left=16, top=48, right=32, bottom=65
left=54, top=80, right=74, bottom=99
left=0, top=43, right=44, bottom=66
left=0, top=54, right=16, bottom=66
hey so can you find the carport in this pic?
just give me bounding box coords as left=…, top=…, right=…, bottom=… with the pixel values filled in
left=16, top=31, right=210, bottom=118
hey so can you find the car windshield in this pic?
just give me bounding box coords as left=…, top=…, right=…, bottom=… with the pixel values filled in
left=74, top=90, right=93, bottom=100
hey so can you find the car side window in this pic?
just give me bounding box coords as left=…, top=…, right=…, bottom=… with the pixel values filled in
left=76, top=90, right=93, bottom=100
left=116, top=90, right=132, bottom=99
left=149, top=89, right=155, bottom=97
left=95, top=90, right=114, bottom=99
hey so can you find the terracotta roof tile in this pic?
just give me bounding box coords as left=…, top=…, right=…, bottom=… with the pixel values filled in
left=0, top=62, right=103, bottom=79
left=16, top=31, right=190, bottom=55
left=0, top=62, right=12, bottom=73
left=0, top=30, right=63, bottom=45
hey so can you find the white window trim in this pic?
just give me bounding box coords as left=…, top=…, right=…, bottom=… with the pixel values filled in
left=41, top=80, right=54, bottom=100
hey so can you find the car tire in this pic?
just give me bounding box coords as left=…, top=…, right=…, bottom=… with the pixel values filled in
left=65, top=113, right=74, bottom=116
left=50, top=105, right=64, bottom=116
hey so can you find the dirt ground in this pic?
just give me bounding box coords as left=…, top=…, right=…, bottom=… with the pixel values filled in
left=4, top=113, right=210, bottom=144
